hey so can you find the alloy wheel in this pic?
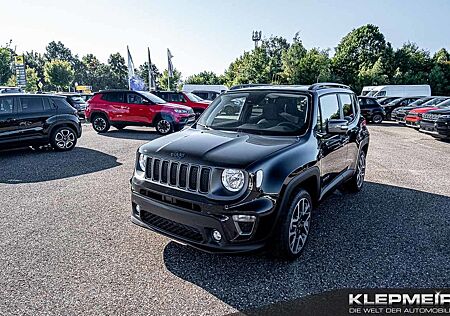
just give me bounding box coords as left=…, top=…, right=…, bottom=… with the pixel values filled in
left=157, top=119, right=171, bottom=134
left=356, top=152, right=366, bottom=188
left=288, top=197, right=311, bottom=254
left=93, top=117, right=106, bottom=132
left=373, top=114, right=383, bottom=124
left=55, top=129, right=76, bottom=149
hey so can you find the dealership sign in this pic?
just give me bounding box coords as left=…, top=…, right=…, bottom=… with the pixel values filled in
left=14, top=55, right=26, bottom=87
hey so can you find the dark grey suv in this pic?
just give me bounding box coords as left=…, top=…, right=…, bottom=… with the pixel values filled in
left=130, top=83, right=370, bottom=259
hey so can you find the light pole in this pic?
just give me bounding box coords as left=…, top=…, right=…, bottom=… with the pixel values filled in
left=252, top=31, right=262, bottom=49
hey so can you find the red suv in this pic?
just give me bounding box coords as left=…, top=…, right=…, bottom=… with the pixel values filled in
left=85, top=90, right=195, bottom=134
left=152, top=91, right=211, bottom=116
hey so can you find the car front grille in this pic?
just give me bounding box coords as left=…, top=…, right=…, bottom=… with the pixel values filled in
left=145, top=156, right=211, bottom=194
left=140, top=210, right=204, bottom=242
left=422, top=113, right=440, bottom=121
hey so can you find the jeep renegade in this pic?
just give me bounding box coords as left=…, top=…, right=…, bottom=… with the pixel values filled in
left=130, top=83, right=370, bottom=259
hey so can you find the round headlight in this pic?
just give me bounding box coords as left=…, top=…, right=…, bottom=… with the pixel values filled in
left=139, top=154, right=147, bottom=171
left=221, top=169, right=245, bottom=192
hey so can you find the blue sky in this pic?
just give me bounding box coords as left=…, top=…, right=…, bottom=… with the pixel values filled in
left=1, top=0, right=449, bottom=80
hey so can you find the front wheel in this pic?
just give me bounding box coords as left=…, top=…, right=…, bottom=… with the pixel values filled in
left=271, top=189, right=312, bottom=260
left=155, top=118, right=173, bottom=135
left=92, top=114, right=110, bottom=133
left=50, top=126, right=78, bottom=151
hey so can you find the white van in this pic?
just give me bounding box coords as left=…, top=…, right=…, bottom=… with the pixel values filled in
left=367, top=85, right=431, bottom=98
left=361, top=86, right=377, bottom=96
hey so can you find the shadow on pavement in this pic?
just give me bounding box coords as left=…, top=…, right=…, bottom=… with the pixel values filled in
left=163, top=182, right=450, bottom=312
left=98, top=128, right=162, bottom=141
left=0, top=147, right=121, bottom=184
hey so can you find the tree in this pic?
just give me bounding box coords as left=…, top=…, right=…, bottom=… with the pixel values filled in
left=185, top=71, right=224, bottom=85
left=429, top=48, right=450, bottom=95
left=138, top=62, right=161, bottom=89
left=281, top=33, right=307, bottom=83
left=261, top=36, right=290, bottom=83
left=44, top=41, right=73, bottom=62
left=357, top=57, right=389, bottom=87
left=159, top=69, right=182, bottom=90
left=332, top=24, right=392, bottom=90
left=25, top=67, right=39, bottom=92
left=107, top=53, right=128, bottom=89
left=44, top=59, right=74, bottom=91
left=297, top=48, right=332, bottom=84
left=24, top=51, right=45, bottom=79
left=392, top=42, right=432, bottom=84
left=0, top=46, right=13, bottom=85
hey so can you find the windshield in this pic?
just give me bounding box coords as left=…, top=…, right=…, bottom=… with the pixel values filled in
left=138, top=91, right=167, bottom=104
left=436, top=99, right=450, bottom=108
left=196, top=91, right=309, bottom=136
left=70, top=96, right=87, bottom=104
left=186, top=92, right=203, bottom=102
left=409, top=97, right=433, bottom=106
left=422, top=97, right=449, bottom=107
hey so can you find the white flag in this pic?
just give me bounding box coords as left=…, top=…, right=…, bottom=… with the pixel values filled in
left=167, top=48, right=174, bottom=78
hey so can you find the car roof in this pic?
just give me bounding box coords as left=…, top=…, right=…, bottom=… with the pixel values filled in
left=0, top=93, right=65, bottom=98
left=227, top=83, right=354, bottom=95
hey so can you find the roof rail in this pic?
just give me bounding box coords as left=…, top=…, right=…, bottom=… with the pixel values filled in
left=308, top=83, right=350, bottom=90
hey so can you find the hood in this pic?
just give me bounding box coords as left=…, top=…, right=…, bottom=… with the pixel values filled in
left=139, top=128, right=297, bottom=168
left=410, top=107, right=437, bottom=113
left=162, top=102, right=192, bottom=111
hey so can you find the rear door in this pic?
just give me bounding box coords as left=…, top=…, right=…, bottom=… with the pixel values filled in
left=0, top=95, right=20, bottom=143
left=102, top=92, right=129, bottom=121
left=16, top=96, right=53, bottom=139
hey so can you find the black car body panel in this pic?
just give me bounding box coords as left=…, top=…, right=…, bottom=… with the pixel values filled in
left=357, top=96, right=385, bottom=122
left=131, top=84, right=370, bottom=253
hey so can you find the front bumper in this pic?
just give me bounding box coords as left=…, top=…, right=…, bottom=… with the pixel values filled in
left=130, top=182, right=276, bottom=253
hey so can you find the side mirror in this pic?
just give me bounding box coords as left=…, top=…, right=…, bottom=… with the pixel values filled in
left=327, top=119, right=348, bottom=134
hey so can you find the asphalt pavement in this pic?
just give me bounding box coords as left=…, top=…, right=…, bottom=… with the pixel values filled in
left=0, top=122, right=449, bottom=315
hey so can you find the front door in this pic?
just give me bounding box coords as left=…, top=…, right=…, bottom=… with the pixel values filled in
left=16, top=96, right=54, bottom=139
left=317, top=93, right=348, bottom=186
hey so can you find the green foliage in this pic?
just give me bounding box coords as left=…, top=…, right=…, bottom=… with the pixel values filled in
left=159, top=69, right=182, bottom=90
left=107, top=52, right=128, bottom=89
left=185, top=71, right=224, bottom=85
left=25, top=67, right=39, bottom=92
left=0, top=46, right=13, bottom=85
left=391, top=42, right=432, bottom=84
left=138, top=62, right=161, bottom=90
left=44, top=59, right=74, bottom=90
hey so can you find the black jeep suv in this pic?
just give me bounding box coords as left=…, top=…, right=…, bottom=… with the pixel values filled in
left=130, top=83, right=369, bottom=259
left=357, top=96, right=385, bottom=123
left=0, top=94, right=82, bottom=151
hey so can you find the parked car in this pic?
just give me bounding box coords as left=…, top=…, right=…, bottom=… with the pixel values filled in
left=382, top=97, right=422, bottom=120
left=405, top=99, right=450, bottom=128
left=58, top=93, right=88, bottom=118
left=377, top=96, right=401, bottom=105
left=0, top=86, right=24, bottom=94
left=392, top=97, right=446, bottom=124
left=357, top=96, right=385, bottom=123
left=85, top=90, right=195, bottom=135
left=130, top=83, right=369, bottom=260
left=80, top=93, right=94, bottom=102
left=435, top=113, right=450, bottom=140
left=419, top=107, right=450, bottom=136
left=182, top=84, right=227, bottom=94
left=0, top=93, right=82, bottom=151
left=152, top=91, right=212, bottom=116
left=366, top=85, right=431, bottom=98
left=191, top=90, right=220, bottom=101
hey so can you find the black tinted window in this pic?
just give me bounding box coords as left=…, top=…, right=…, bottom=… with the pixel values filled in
left=20, top=97, right=44, bottom=113
left=102, top=92, right=124, bottom=103
left=319, top=94, right=340, bottom=132
left=169, top=93, right=184, bottom=102
left=194, top=92, right=208, bottom=99
left=127, top=93, right=144, bottom=104
left=0, top=97, right=14, bottom=114
left=52, top=97, right=71, bottom=109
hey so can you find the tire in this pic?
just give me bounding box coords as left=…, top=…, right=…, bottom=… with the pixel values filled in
left=271, top=189, right=313, bottom=260
left=50, top=126, right=78, bottom=151
left=91, top=114, right=110, bottom=133
left=155, top=117, right=173, bottom=135
left=372, top=114, right=383, bottom=124
left=344, top=150, right=367, bottom=192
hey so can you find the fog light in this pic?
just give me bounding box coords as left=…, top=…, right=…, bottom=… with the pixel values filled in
left=212, top=230, right=222, bottom=241
left=135, top=204, right=141, bottom=216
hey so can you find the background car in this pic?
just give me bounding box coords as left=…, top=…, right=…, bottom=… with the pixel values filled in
left=0, top=93, right=82, bottom=151
left=358, top=96, right=385, bottom=123
left=382, top=96, right=422, bottom=120
left=152, top=91, right=212, bottom=116
left=436, top=113, right=450, bottom=140
left=58, top=93, right=88, bottom=118
left=377, top=96, right=401, bottom=105
left=85, top=90, right=195, bottom=134
left=405, top=99, right=450, bottom=128
left=191, top=90, right=220, bottom=101
left=392, top=97, right=446, bottom=123
left=420, top=107, right=450, bottom=135
left=0, top=86, right=24, bottom=94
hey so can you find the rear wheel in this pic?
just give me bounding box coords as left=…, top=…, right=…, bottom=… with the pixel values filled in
left=344, top=150, right=366, bottom=192
left=271, top=189, right=312, bottom=260
left=372, top=114, right=383, bottom=124
left=92, top=114, right=110, bottom=133
left=50, top=126, right=77, bottom=151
